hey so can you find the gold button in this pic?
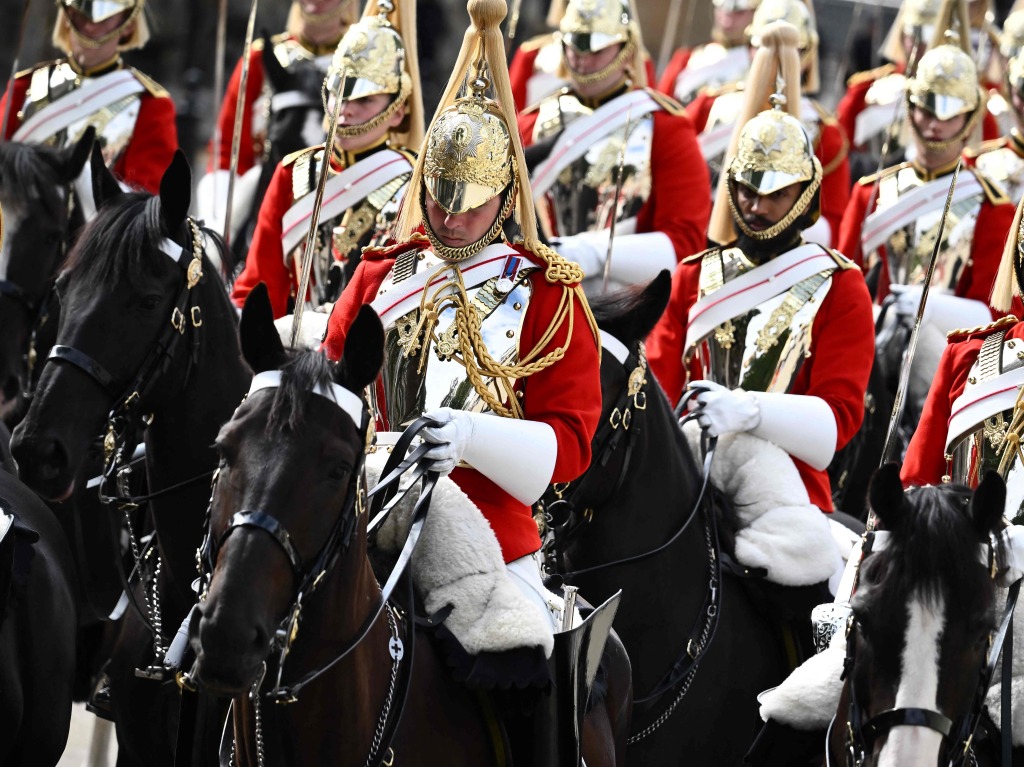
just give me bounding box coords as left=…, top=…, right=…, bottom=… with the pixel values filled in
left=968, top=377, right=977, bottom=384
left=418, top=253, right=426, bottom=260
left=506, top=330, right=515, bottom=338
left=514, top=302, right=522, bottom=311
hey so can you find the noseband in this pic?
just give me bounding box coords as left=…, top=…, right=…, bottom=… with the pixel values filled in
left=838, top=531, right=1022, bottom=767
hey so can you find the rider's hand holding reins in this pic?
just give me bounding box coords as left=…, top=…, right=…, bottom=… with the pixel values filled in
left=686, top=380, right=760, bottom=437
left=421, top=408, right=475, bottom=476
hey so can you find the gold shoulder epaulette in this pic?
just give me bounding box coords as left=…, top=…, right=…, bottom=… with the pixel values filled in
left=963, top=137, right=1006, bottom=159
left=968, top=166, right=1010, bottom=206
left=946, top=314, right=1017, bottom=341
left=681, top=246, right=720, bottom=265
left=282, top=144, right=322, bottom=168
left=517, top=32, right=557, bottom=53
left=129, top=69, right=170, bottom=99
left=15, top=59, right=57, bottom=80
left=857, top=161, right=909, bottom=186
left=644, top=88, right=686, bottom=117
left=846, top=63, right=898, bottom=88
left=520, top=86, right=571, bottom=116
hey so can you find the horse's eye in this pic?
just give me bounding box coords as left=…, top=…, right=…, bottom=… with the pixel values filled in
left=329, top=464, right=351, bottom=482
left=139, top=294, right=161, bottom=311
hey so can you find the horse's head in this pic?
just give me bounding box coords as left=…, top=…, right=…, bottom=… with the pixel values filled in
left=191, top=284, right=382, bottom=696
left=0, top=129, right=113, bottom=421
left=835, top=464, right=1007, bottom=767
left=10, top=151, right=210, bottom=500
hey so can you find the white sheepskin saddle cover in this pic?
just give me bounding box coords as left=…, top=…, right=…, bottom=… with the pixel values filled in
left=682, top=421, right=842, bottom=587
left=984, top=524, right=1024, bottom=746
left=365, top=450, right=554, bottom=658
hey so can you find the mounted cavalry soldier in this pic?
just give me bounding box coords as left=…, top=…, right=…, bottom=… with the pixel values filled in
left=0, top=0, right=177, bottom=194
left=323, top=0, right=614, bottom=763
left=647, top=20, right=875, bottom=524
left=964, top=14, right=1024, bottom=204
left=517, top=0, right=711, bottom=295
left=837, top=27, right=1015, bottom=323
left=657, top=0, right=759, bottom=108
left=685, top=0, right=850, bottom=248
left=230, top=0, right=422, bottom=322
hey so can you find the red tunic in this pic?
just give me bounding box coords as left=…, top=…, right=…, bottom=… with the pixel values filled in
left=901, top=320, right=1024, bottom=486
left=646, top=251, right=876, bottom=511
left=0, top=63, right=178, bottom=194
left=324, top=239, right=602, bottom=562
left=209, top=42, right=268, bottom=175
left=836, top=168, right=1015, bottom=308
left=686, top=90, right=850, bottom=247
left=518, top=96, right=712, bottom=263
left=656, top=48, right=693, bottom=96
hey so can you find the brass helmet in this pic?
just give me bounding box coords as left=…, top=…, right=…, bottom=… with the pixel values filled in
left=713, top=0, right=760, bottom=10
left=559, top=0, right=631, bottom=54
left=1001, top=11, right=1024, bottom=60
left=881, top=0, right=941, bottom=65
left=748, top=0, right=819, bottom=92
left=54, top=0, right=148, bottom=51
left=322, top=0, right=424, bottom=146
left=906, top=43, right=980, bottom=119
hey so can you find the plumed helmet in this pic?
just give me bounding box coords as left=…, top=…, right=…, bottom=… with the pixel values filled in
left=53, top=0, right=148, bottom=52
left=729, top=106, right=817, bottom=195
left=906, top=43, right=980, bottom=119
left=559, top=0, right=631, bottom=54
left=422, top=93, right=515, bottom=216
left=748, top=0, right=816, bottom=52
left=1002, top=11, right=1024, bottom=59
left=58, top=0, right=139, bottom=23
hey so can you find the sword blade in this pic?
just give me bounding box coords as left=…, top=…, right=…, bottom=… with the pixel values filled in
left=223, top=0, right=260, bottom=249
left=601, top=105, right=633, bottom=294
left=209, top=0, right=229, bottom=214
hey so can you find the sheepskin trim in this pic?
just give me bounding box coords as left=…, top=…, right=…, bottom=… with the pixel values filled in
left=983, top=585, right=1024, bottom=746
left=366, top=452, right=554, bottom=658
left=759, top=629, right=846, bottom=730
left=682, top=421, right=843, bottom=586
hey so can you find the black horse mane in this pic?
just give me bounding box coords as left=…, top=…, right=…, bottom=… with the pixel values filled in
left=265, top=349, right=338, bottom=435
left=0, top=142, right=67, bottom=214
left=62, top=193, right=231, bottom=292
left=869, top=484, right=1001, bottom=610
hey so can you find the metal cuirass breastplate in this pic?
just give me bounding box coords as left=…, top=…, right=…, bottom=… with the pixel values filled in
left=974, top=147, right=1024, bottom=207
left=693, top=246, right=838, bottom=392
left=948, top=331, right=1024, bottom=519
left=540, top=94, right=654, bottom=237
left=22, top=62, right=141, bottom=163
left=874, top=168, right=982, bottom=292
left=372, top=250, right=537, bottom=430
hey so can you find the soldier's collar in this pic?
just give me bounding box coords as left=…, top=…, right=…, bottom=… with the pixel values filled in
left=911, top=156, right=960, bottom=182
left=574, top=79, right=632, bottom=110
left=296, top=35, right=343, bottom=57
left=67, top=54, right=123, bottom=78
left=331, top=135, right=390, bottom=169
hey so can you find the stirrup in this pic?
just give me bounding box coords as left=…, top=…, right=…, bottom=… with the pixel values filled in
left=532, top=591, right=621, bottom=767
left=86, top=671, right=114, bottom=722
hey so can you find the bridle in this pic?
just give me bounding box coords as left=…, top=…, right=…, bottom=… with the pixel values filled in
left=835, top=530, right=1022, bottom=767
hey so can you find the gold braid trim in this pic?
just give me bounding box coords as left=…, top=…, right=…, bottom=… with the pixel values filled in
left=563, top=37, right=637, bottom=87
left=998, top=381, right=1024, bottom=476
left=726, top=162, right=824, bottom=242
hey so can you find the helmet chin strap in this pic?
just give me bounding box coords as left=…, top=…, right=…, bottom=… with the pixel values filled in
left=726, top=170, right=822, bottom=243
left=420, top=182, right=517, bottom=263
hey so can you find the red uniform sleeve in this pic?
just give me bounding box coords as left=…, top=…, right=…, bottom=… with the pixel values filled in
left=231, top=161, right=296, bottom=317
left=838, top=181, right=874, bottom=270
left=647, top=259, right=699, bottom=406
left=0, top=73, right=30, bottom=139
left=685, top=89, right=715, bottom=134
left=114, top=94, right=178, bottom=194
left=657, top=48, right=693, bottom=96
left=817, top=121, right=850, bottom=248
left=209, top=49, right=266, bottom=175
left=509, top=45, right=542, bottom=113
left=901, top=338, right=981, bottom=486
left=955, top=199, right=1016, bottom=307
left=982, top=109, right=1000, bottom=142
left=636, top=111, right=712, bottom=261
left=517, top=109, right=540, bottom=148
left=835, top=78, right=871, bottom=152
left=323, top=256, right=392, bottom=360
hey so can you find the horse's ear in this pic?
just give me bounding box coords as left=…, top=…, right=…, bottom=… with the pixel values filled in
left=636, top=270, right=672, bottom=340
left=335, top=306, right=384, bottom=393
left=158, top=151, right=192, bottom=234
left=64, top=125, right=96, bottom=180
left=239, top=283, right=287, bottom=374
left=89, top=141, right=122, bottom=207
left=868, top=463, right=905, bottom=531
left=260, top=32, right=288, bottom=91
left=971, top=471, right=1006, bottom=540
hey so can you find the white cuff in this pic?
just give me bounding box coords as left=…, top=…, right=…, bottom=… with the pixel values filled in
left=461, top=414, right=557, bottom=505
left=925, top=293, right=991, bottom=334
left=749, top=392, right=837, bottom=472
left=604, top=231, right=677, bottom=287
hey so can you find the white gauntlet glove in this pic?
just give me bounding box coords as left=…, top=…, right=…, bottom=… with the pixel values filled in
left=420, top=408, right=475, bottom=476
left=889, top=284, right=990, bottom=332
left=553, top=229, right=610, bottom=278
left=686, top=380, right=760, bottom=437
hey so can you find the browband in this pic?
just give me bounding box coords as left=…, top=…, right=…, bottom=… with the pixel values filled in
left=248, top=370, right=364, bottom=427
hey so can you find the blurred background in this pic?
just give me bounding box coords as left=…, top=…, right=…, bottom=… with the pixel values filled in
left=0, top=0, right=1017, bottom=173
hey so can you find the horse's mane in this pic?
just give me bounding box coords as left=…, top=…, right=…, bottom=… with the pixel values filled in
left=0, top=143, right=67, bottom=214
left=265, top=350, right=338, bottom=435
left=872, top=484, right=1000, bottom=610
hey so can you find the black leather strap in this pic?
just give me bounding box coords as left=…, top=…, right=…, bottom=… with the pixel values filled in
left=861, top=707, right=953, bottom=747
left=48, top=344, right=121, bottom=396
left=222, top=511, right=304, bottom=577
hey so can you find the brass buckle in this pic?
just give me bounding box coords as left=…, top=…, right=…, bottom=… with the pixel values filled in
left=171, top=307, right=186, bottom=334
left=610, top=408, right=622, bottom=429
left=190, top=306, right=203, bottom=328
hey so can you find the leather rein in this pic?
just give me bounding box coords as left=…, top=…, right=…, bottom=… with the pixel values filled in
left=835, top=531, right=1022, bottom=767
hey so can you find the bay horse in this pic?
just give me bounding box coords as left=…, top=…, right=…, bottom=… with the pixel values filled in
left=542, top=274, right=791, bottom=765
left=189, top=283, right=631, bottom=766
left=11, top=152, right=250, bottom=765
left=828, top=466, right=1019, bottom=767
left=0, top=449, right=77, bottom=765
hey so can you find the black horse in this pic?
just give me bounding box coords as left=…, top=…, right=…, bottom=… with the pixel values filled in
left=542, top=274, right=791, bottom=765
left=0, top=446, right=77, bottom=765
left=829, top=466, right=1019, bottom=766
left=11, top=152, right=251, bottom=765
